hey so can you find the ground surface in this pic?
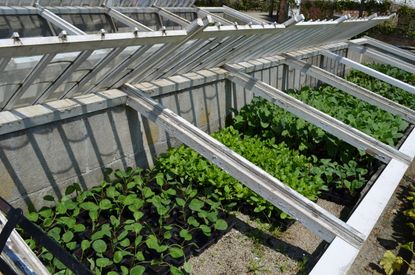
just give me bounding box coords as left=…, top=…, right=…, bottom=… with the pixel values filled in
left=188, top=199, right=344, bottom=274
left=349, top=176, right=413, bottom=274
left=349, top=161, right=415, bottom=275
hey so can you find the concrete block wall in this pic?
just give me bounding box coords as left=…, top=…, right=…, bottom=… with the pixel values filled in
left=0, top=48, right=349, bottom=210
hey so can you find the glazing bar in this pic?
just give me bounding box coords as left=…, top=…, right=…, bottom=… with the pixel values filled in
left=106, top=7, right=154, bottom=31
left=2, top=54, right=55, bottom=110
left=34, top=50, right=94, bottom=104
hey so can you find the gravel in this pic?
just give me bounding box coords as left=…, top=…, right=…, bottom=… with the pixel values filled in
left=188, top=199, right=344, bottom=274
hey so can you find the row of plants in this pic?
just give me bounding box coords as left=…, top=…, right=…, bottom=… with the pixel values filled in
left=24, top=169, right=229, bottom=274
left=23, top=64, right=413, bottom=273
left=155, top=126, right=329, bottom=219
left=347, top=64, right=415, bottom=110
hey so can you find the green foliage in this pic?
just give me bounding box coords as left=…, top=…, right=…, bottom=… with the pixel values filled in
left=23, top=168, right=228, bottom=274
left=156, top=126, right=328, bottom=218
left=347, top=64, right=415, bottom=110
left=380, top=250, right=404, bottom=275
left=232, top=65, right=412, bottom=192
left=293, top=85, right=408, bottom=147
left=301, top=0, right=391, bottom=20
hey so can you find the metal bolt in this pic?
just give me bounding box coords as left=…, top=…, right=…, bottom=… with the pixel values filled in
left=133, top=27, right=139, bottom=37
left=58, top=30, right=68, bottom=41
left=11, top=32, right=20, bottom=42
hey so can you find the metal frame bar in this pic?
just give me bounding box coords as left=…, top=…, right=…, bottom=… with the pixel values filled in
left=1, top=53, right=56, bottom=110
left=123, top=83, right=365, bottom=248
left=0, top=31, right=187, bottom=58
left=113, top=17, right=211, bottom=86
left=34, top=50, right=94, bottom=104
left=0, top=57, right=10, bottom=73
left=106, top=7, right=154, bottom=31
left=85, top=44, right=153, bottom=93
left=349, top=44, right=415, bottom=74
left=363, top=36, right=415, bottom=63
left=222, top=5, right=264, bottom=25
left=63, top=47, right=125, bottom=99
left=155, top=5, right=191, bottom=27
left=197, top=7, right=233, bottom=25
left=223, top=64, right=412, bottom=165
left=320, top=49, right=415, bottom=95
left=0, top=0, right=196, bottom=6
left=282, top=55, right=415, bottom=124
left=36, top=5, right=86, bottom=35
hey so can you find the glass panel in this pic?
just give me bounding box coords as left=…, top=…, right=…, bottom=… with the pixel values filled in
left=173, top=12, right=197, bottom=22
left=39, top=0, right=101, bottom=6
left=0, top=15, right=53, bottom=39
left=160, top=15, right=182, bottom=30
left=223, top=14, right=248, bottom=25
left=115, top=13, right=161, bottom=32
left=54, top=13, right=115, bottom=34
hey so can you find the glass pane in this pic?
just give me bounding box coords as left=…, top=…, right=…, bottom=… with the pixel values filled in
left=173, top=12, right=197, bottom=22
left=115, top=13, right=161, bottom=32
left=0, top=15, right=53, bottom=39
left=160, top=15, right=183, bottom=30
left=54, top=14, right=115, bottom=34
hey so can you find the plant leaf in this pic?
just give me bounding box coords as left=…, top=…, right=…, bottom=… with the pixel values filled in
left=170, top=266, right=184, bottom=275
left=99, top=199, right=112, bottom=210
left=183, top=262, right=193, bottom=273
left=81, top=240, right=90, bottom=251
left=92, top=240, right=107, bottom=254
left=179, top=229, right=192, bottom=241
left=189, top=199, right=204, bottom=212
left=62, top=231, right=74, bottom=243
left=96, top=257, right=112, bottom=268
left=130, top=265, right=145, bottom=275
left=380, top=250, right=403, bottom=275
left=214, top=219, right=228, bottom=231
left=169, top=247, right=184, bottom=259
